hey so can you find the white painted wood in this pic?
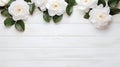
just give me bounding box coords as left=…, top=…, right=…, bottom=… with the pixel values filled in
left=1, top=60, right=120, bottom=67
left=0, top=48, right=120, bottom=60
left=0, top=37, right=120, bottom=48
left=0, top=48, right=120, bottom=67
left=0, top=5, right=120, bottom=67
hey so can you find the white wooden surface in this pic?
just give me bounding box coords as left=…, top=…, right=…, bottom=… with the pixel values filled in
left=0, top=6, right=120, bottom=67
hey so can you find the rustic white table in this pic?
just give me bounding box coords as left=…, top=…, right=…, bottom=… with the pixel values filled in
left=0, top=6, right=120, bottom=67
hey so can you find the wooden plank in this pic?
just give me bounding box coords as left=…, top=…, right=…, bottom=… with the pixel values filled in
left=0, top=48, right=119, bottom=60
left=0, top=60, right=120, bottom=67
left=0, top=37, right=120, bottom=48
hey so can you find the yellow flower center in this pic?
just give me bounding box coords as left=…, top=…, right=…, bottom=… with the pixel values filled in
left=84, top=0, right=89, bottom=3
left=17, top=8, right=22, bottom=12
left=53, top=3, right=59, bottom=10
left=16, top=6, right=23, bottom=14
left=98, top=14, right=105, bottom=19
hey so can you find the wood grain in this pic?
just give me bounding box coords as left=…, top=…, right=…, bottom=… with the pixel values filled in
left=0, top=6, right=120, bottom=67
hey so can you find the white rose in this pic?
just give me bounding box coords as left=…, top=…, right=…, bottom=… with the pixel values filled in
left=46, top=0, right=67, bottom=16
left=76, top=0, right=98, bottom=12
left=32, top=0, right=47, bottom=11
left=89, top=5, right=112, bottom=29
left=0, top=0, right=10, bottom=7
left=8, top=0, right=29, bottom=21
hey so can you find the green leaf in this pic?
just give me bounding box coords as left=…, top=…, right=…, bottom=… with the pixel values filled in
left=110, top=8, right=120, bottom=15
left=84, top=13, right=90, bottom=19
left=53, top=15, right=63, bottom=23
left=65, top=0, right=69, bottom=3
left=98, top=0, right=106, bottom=7
left=24, top=0, right=31, bottom=2
left=1, top=9, right=11, bottom=17
left=108, top=0, right=119, bottom=8
left=29, top=3, right=36, bottom=15
left=43, top=10, right=52, bottom=22
left=66, top=5, right=73, bottom=16
left=6, top=0, right=15, bottom=7
left=65, top=0, right=76, bottom=16
left=65, top=0, right=76, bottom=6
left=15, top=20, right=25, bottom=32
left=84, top=9, right=92, bottom=19
left=4, top=18, right=15, bottom=27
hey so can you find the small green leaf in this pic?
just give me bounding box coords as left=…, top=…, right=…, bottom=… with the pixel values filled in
left=53, top=15, right=63, bottom=23
left=4, top=18, right=15, bottom=27
left=15, top=20, right=25, bottom=32
left=65, top=0, right=76, bottom=6
left=6, top=0, right=15, bottom=7
left=65, top=0, right=69, bottom=3
left=84, top=9, right=92, bottom=19
left=98, top=0, right=106, bottom=7
left=29, top=3, right=36, bottom=15
left=108, top=0, right=119, bottom=8
left=24, top=0, right=31, bottom=2
left=84, top=13, right=90, bottom=19
left=66, top=5, right=73, bottom=16
left=43, top=10, right=52, bottom=22
left=65, top=0, right=76, bottom=16
left=1, top=9, right=11, bottom=17
left=110, top=8, right=120, bottom=15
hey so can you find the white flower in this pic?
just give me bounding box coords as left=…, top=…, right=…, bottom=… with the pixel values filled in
left=0, top=0, right=10, bottom=6
left=76, top=0, right=98, bottom=12
left=89, top=5, right=112, bottom=29
left=32, top=0, right=47, bottom=11
left=46, top=0, right=67, bottom=16
left=8, top=0, right=29, bottom=21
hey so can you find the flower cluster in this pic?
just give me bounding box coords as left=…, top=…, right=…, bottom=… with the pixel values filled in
left=34, top=0, right=68, bottom=23
left=33, top=0, right=76, bottom=23
left=0, top=0, right=120, bottom=32
left=76, top=0, right=120, bottom=29
left=0, top=0, right=35, bottom=32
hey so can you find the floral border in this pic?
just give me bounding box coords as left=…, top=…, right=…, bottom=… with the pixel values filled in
left=0, top=0, right=120, bottom=32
